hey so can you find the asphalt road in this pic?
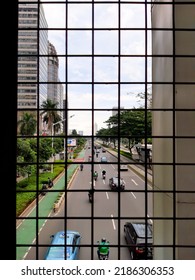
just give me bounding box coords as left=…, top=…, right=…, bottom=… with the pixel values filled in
left=21, top=146, right=153, bottom=260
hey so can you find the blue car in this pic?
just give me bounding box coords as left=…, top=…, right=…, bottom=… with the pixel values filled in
left=44, top=230, right=81, bottom=260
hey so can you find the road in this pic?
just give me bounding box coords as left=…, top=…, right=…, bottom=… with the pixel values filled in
left=21, top=146, right=153, bottom=260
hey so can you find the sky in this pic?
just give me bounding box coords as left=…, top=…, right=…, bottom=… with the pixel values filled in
left=42, top=1, right=152, bottom=135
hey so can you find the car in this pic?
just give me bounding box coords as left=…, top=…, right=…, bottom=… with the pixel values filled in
left=124, top=222, right=153, bottom=260
left=102, top=148, right=106, bottom=153
left=120, top=164, right=128, bottom=171
left=109, top=176, right=125, bottom=191
left=44, top=230, right=81, bottom=260
left=100, top=156, right=107, bottom=162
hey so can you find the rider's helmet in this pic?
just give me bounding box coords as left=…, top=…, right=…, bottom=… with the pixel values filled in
left=101, top=237, right=106, bottom=243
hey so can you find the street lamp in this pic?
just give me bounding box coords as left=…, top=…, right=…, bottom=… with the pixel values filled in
left=51, top=114, right=75, bottom=173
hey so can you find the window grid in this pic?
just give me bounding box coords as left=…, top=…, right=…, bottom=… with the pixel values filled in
left=16, top=0, right=195, bottom=260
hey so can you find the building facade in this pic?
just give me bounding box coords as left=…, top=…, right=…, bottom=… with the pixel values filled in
left=18, top=0, right=48, bottom=110
left=152, top=1, right=195, bottom=259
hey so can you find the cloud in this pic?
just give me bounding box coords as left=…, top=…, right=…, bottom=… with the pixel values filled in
left=41, top=1, right=152, bottom=134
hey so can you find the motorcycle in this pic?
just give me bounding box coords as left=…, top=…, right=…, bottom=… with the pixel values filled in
left=88, top=192, right=93, bottom=203
left=94, top=172, right=98, bottom=181
left=41, top=184, right=47, bottom=196
left=102, top=173, right=106, bottom=180
left=48, top=179, right=53, bottom=188
left=99, top=252, right=109, bottom=260
left=97, top=240, right=109, bottom=260
left=80, top=164, right=83, bottom=171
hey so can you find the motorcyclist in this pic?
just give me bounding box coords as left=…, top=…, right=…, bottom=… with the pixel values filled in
left=80, top=164, right=83, bottom=171
left=102, top=169, right=106, bottom=178
left=93, top=171, right=98, bottom=180
left=41, top=183, right=47, bottom=195
left=88, top=188, right=94, bottom=197
left=97, top=238, right=110, bottom=259
left=48, top=177, right=53, bottom=188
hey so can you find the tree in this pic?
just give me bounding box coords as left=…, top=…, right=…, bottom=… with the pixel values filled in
left=136, top=90, right=152, bottom=108
left=40, top=99, right=61, bottom=135
left=17, top=112, right=37, bottom=136
left=71, top=129, right=78, bottom=135
left=17, top=138, right=37, bottom=177
left=97, top=109, right=152, bottom=154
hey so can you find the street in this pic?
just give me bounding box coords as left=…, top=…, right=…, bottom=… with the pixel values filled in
left=19, top=146, right=153, bottom=260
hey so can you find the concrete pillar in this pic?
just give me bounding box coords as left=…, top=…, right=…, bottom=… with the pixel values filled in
left=152, top=1, right=195, bottom=259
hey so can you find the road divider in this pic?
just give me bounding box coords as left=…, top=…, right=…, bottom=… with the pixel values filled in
left=53, top=166, right=79, bottom=213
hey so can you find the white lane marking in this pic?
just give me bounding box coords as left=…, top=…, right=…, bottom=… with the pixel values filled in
left=106, top=192, right=109, bottom=200
left=23, top=212, right=52, bottom=259
left=131, top=192, right=136, bottom=199
left=111, top=214, right=116, bottom=230
left=103, top=180, right=105, bottom=184
left=131, top=179, right=138, bottom=186
left=147, top=214, right=153, bottom=224
left=132, top=170, right=152, bottom=189
left=111, top=164, right=115, bottom=169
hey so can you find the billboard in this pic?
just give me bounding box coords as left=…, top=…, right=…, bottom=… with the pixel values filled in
left=67, top=138, right=77, bottom=147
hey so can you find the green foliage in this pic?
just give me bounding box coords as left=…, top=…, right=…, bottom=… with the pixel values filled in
left=16, top=144, right=84, bottom=216
left=16, top=191, right=38, bottom=216
left=17, top=112, right=37, bottom=136
left=41, top=99, right=61, bottom=134
left=120, top=150, right=132, bottom=159
left=39, top=138, right=52, bottom=162
left=97, top=110, right=152, bottom=148
left=17, top=138, right=36, bottom=163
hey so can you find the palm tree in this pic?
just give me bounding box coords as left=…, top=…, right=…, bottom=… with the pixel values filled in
left=40, top=99, right=61, bottom=135
left=17, top=112, right=37, bottom=136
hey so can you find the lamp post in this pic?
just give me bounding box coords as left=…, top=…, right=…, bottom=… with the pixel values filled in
left=51, top=114, right=75, bottom=173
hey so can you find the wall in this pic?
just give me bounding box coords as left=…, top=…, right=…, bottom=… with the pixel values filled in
left=152, top=1, right=195, bottom=259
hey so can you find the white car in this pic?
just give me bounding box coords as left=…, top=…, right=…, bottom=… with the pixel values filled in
left=120, top=164, right=128, bottom=171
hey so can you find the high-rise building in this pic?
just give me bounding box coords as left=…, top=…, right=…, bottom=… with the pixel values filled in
left=47, top=41, right=64, bottom=133
left=18, top=0, right=48, bottom=109
left=47, top=41, right=59, bottom=104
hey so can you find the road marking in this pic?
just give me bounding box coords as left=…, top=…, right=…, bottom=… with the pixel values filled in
left=147, top=214, right=153, bottom=224
left=103, top=180, right=105, bottom=184
left=106, top=192, right=109, bottom=199
left=111, top=164, right=115, bottom=169
left=131, top=192, right=136, bottom=199
left=23, top=212, right=52, bottom=259
left=131, top=179, right=138, bottom=186
left=111, top=214, right=116, bottom=230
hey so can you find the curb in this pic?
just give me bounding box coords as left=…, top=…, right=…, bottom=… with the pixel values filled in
left=53, top=166, right=79, bottom=212
left=106, top=148, right=153, bottom=185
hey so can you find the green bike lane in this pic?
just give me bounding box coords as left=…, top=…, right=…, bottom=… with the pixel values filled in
left=16, top=150, right=85, bottom=260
